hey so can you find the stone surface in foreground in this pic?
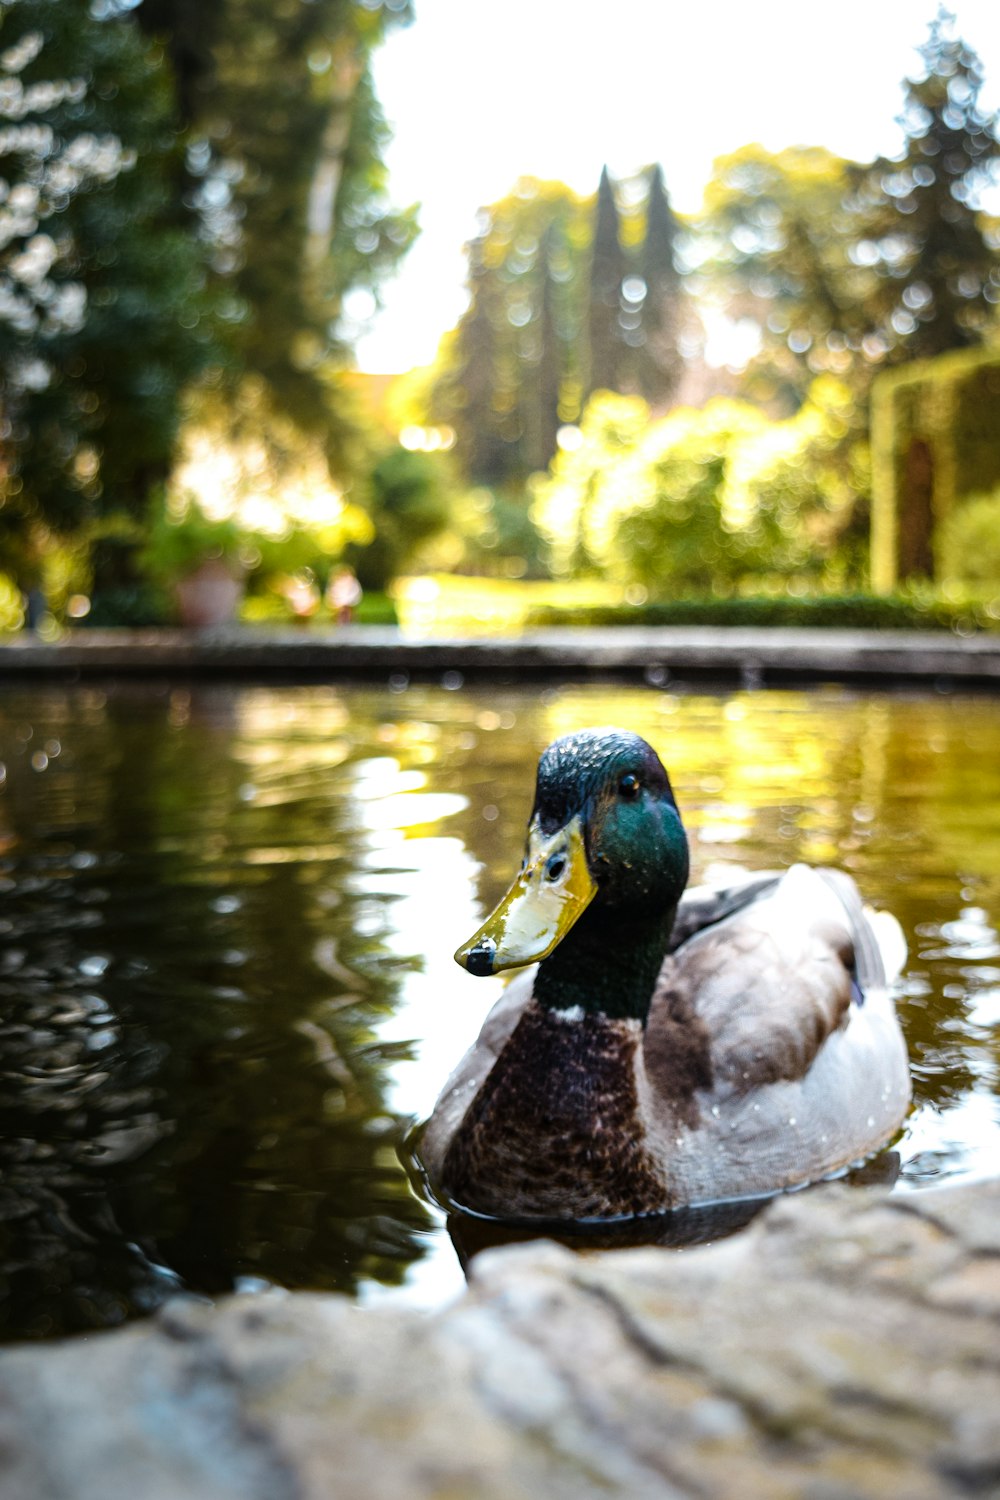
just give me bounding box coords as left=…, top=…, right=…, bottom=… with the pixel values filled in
left=0, top=1181, right=998, bottom=1500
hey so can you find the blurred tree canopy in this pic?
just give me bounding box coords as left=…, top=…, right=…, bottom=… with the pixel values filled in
left=692, top=144, right=872, bottom=409
left=587, top=165, right=628, bottom=399
left=693, top=11, right=1000, bottom=411
left=136, top=0, right=418, bottom=467
left=638, top=163, right=686, bottom=406
left=433, top=165, right=691, bottom=490
left=432, top=178, right=590, bottom=486
left=532, top=376, right=872, bottom=595
left=3, top=2, right=997, bottom=610
left=0, top=0, right=414, bottom=589
left=0, top=0, right=216, bottom=576
left=849, top=8, right=1000, bottom=364
left=347, top=443, right=453, bottom=590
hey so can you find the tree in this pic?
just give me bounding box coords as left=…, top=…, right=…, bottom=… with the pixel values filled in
left=432, top=179, right=590, bottom=485
left=694, top=11, right=1000, bottom=409
left=694, top=143, right=874, bottom=408
left=135, top=0, right=418, bottom=471
left=434, top=166, right=690, bottom=491
left=0, top=0, right=217, bottom=582
left=638, top=164, right=685, bottom=407
left=587, top=165, right=627, bottom=396
left=348, top=445, right=453, bottom=590
left=849, top=7, right=1000, bottom=365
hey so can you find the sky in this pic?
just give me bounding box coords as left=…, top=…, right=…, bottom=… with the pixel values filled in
left=355, top=0, right=1000, bottom=373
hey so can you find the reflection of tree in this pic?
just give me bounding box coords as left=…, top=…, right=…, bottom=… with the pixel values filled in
left=1, top=682, right=998, bottom=1337
left=0, top=685, right=434, bottom=1340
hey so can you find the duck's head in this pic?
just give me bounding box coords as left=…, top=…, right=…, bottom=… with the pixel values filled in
left=456, top=728, right=689, bottom=977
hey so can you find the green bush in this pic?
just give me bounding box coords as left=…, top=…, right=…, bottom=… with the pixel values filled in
left=523, top=592, right=1000, bottom=633
left=937, top=491, right=1000, bottom=590
left=354, top=590, right=398, bottom=625
left=138, top=500, right=252, bottom=586
left=350, top=447, right=455, bottom=592
left=871, top=347, right=1000, bottom=590
left=532, top=381, right=868, bottom=593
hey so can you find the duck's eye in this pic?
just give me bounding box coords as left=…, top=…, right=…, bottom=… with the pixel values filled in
left=545, top=853, right=567, bottom=881
left=618, top=774, right=641, bottom=801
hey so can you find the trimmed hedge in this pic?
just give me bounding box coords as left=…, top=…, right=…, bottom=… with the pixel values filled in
left=871, top=346, right=1000, bottom=591
left=523, top=593, right=1000, bottom=633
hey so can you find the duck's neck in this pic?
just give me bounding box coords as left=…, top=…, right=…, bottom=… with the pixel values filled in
left=533, top=903, right=677, bottom=1024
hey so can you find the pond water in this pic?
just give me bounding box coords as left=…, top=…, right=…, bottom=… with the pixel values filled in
left=0, top=678, right=998, bottom=1341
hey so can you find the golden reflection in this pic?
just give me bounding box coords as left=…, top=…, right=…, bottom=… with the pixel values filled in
left=2, top=680, right=999, bottom=1329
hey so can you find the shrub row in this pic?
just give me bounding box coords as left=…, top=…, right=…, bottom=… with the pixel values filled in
left=523, top=593, right=1000, bottom=633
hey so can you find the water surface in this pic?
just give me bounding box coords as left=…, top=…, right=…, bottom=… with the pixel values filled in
left=0, top=680, right=998, bottom=1339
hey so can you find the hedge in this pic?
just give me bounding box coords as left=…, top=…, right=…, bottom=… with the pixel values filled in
left=523, top=593, right=1000, bottom=632
left=871, top=346, right=1000, bottom=592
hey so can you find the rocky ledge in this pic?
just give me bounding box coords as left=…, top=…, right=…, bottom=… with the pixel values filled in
left=1, top=1179, right=998, bottom=1500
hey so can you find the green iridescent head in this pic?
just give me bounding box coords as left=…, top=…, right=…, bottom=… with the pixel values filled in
left=456, top=728, right=689, bottom=978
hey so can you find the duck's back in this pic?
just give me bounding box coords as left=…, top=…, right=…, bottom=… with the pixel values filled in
left=642, top=864, right=911, bottom=1205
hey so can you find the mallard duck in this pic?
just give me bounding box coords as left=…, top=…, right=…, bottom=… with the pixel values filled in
left=420, top=727, right=911, bottom=1222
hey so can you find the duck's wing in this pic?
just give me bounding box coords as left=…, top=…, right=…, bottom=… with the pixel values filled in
left=419, top=969, right=535, bottom=1185
left=643, top=863, right=911, bottom=1203
left=648, top=863, right=906, bottom=1096
left=668, top=871, right=781, bottom=951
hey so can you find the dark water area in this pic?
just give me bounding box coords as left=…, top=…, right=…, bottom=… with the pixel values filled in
left=0, top=679, right=998, bottom=1341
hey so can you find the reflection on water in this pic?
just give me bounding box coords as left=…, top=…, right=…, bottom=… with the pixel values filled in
left=0, top=680, right=999, bottom=1339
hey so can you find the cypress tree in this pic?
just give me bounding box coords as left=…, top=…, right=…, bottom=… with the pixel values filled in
left=442, top=233, right=512, bottom=485
left=639, top=164, right=684, bottom=408
left=533, top=223, right=564, bottom=471
left=587, top=166, right=626, bottom=395
left=433, top=181, right=589, bottom=486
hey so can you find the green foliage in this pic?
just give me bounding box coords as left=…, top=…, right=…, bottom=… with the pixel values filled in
left=349, top=446, right=455, bottom=591
left=522, top=592, right=1000, bottom=633
left=694, top=14, right=1000, bottom=408
left=871, top=345, right=1000, bottom=589
left=531, top=391, right=652, bottom=577
left=138, top=498, right=253, bottom=586
left=432, top=178, right=591, bottom=485
left=351, top=589, right=398, bottom=626
left=693, top=143, right=877, bottom=407
left=937, top=489, right=1000, bottom=588
left=610, top=400, right=772, bottom=592
left=136, top=0, right=418, bottom=475
left=588, top=166, right=628, bottom=397
left=0, top=0, right=219, bottom=578
left=0, top=573, right=25, bottom=632
left=82, top=579, right=168, bottom=629
left=850, top=9, right=1000, bottom=365
left=84, top=522, right=168, bottom=626
left=0, top=0, right=416, bottom=599
left=432, top=166, right=688, bottom=491
left=533, top=379, right=870, bottom=593
left=460, top=487, right=546, bottom=578
left=638, top=164, right=685, bottom=406
left=735, top=376, right=872, bottom=584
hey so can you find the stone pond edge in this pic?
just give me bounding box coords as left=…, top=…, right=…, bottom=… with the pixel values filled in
left=0, top=1176, right=998, bottom=1498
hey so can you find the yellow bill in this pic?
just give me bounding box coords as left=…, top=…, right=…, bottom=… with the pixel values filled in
left=455, top=814, right=597, bottom=975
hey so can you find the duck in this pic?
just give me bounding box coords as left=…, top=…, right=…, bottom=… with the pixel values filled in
left=419, top=726, right=911, bottom=1222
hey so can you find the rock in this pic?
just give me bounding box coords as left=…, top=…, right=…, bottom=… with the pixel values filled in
left=0, top=1180, right=998, bottom=1499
